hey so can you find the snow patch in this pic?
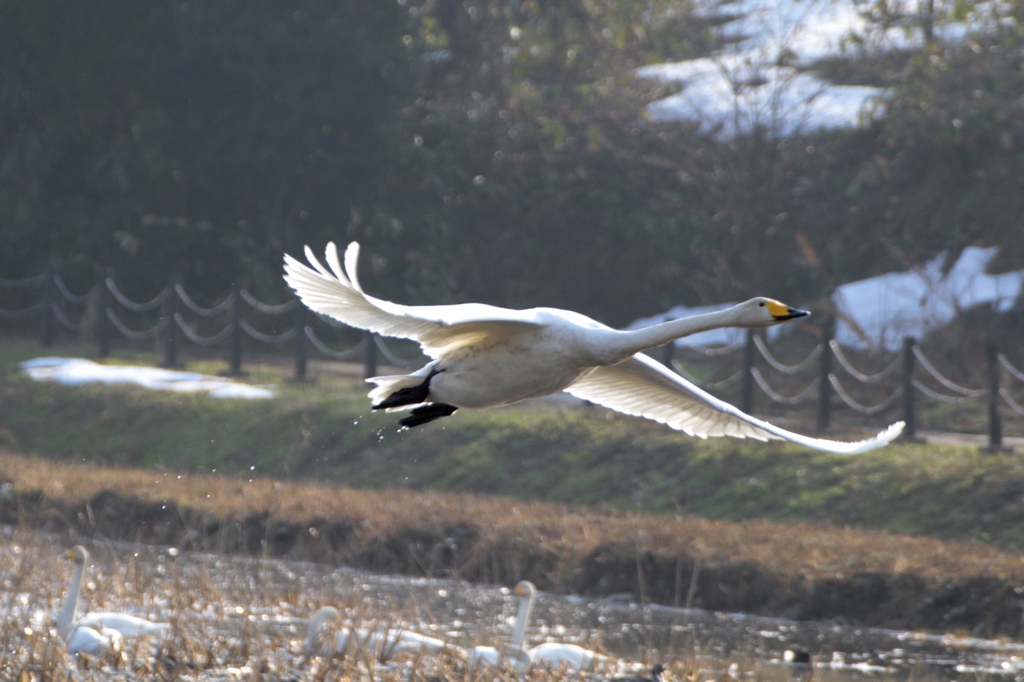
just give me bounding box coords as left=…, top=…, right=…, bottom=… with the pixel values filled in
left=21, top=357, right=275, bottom=399
left=633, top=247, right=1024, bottom=352
left=833, top=246, right=1024, bottom=350
left=637, top=0, right=987, bottom=136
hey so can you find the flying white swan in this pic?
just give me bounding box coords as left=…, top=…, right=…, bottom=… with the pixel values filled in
left=284, top=242, right=903, bottom=453
left=305, top=606, right=456, bottom=660
left=61, top=545, right=170, bottom=641
left=509, top=581, right=608, bottom=672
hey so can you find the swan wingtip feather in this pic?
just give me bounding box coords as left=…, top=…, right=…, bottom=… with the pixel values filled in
left=343, top=241, right=363, bottom=292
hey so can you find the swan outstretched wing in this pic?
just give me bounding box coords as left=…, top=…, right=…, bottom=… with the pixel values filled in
left=284, top=242, right=544, bottom=356
left=565, top=354, right=904, bottom=454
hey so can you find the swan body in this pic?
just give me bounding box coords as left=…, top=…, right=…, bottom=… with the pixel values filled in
left=60, top=545, right=170, bottom=647
left=528, top=641, right=603, bottom=671
left=64, top=622, right=123, bottom=657
left=284, top=243, right=903, bottom=453
left=305, top=606, right=455, bottom=660
left=510, top=581, right=608, bottom=672
left=73, top=612, right=170, bottom=638
left=466, top=580, right=537, bottom=672
left=466, top=644, right=533, bottom=673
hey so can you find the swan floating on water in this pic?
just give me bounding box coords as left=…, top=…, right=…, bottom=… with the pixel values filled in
left=305, top=606, right=455, bottom=660
left=64, top=621, right=123, bottom=658
left=284, top=242, right=903, bottom=453
left=466, top=581, right=536, bottom=672
left=467, top=580, right=605, bottom=672
left=512, top=581, right=608, bottom=671
left=60, top=545, right=170, bottom=646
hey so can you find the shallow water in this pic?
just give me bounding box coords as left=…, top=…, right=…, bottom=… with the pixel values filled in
left=4, top=529, right=1024, bottom=680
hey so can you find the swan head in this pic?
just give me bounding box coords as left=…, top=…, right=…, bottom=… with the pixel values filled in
left=67, top=545, right=89, bottom=565
left=737, top=297, right=809, bottom=327
left=513, top=581, right=536, bottom=599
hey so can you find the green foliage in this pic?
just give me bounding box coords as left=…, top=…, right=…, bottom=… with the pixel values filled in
left=5, top=339, right=1024, bottom=550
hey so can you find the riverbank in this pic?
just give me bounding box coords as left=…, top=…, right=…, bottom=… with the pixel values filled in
left=4, top=339, right=1024, bottom=551
left=3, top=448, right=1023, bottom=639
left=5, top=340, right=1024, bottom=637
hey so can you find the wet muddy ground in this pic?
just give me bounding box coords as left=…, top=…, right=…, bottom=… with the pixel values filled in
left=4, top=527, right=1024, bottom=681
left=2, top=482, right=1023, bottom=644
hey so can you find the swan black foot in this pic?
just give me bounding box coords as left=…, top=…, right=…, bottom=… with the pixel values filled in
left=398, top=403, right=458, bottom=428
left=373, top=368, right=444, bottom=410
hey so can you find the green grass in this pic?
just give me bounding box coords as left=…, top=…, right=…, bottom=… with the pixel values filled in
left=5, top=336, right=1024, bottom=551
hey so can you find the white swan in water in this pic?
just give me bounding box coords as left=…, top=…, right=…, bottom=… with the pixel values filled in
left=305, top=606, right=455, bottom=660
left=64, top=622, right=123, bottom=658
left=284, top=242, right=903, bottom=453
left=60, top=545, right=170, bottom=643
left=466, top=581, right=535, bottom=672
left=512, top=581, right=608, bottom=671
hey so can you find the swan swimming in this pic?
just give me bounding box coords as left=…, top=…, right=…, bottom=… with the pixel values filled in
left=465, top=581, right=536, bottom=672
left=284, top=242, right=904, bottom=453
left=61, top=545, right=170, bottom=641
left=511, top=581, right=608, bottom=671
left=64, top=621, right=123, bottom=658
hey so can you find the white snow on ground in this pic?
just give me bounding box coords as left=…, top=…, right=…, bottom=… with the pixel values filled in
left=637, top=0, right=887, bottom=135
left=20, top=357, right=275, bottom=399
left=636, top=0, right=988, bottom=136
left=832, top=245, right=1024, bottom=350
left=633, top=246, right=1024, bottom=351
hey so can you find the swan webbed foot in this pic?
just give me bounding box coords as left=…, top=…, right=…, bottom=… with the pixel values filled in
left=398, top=403, right=458, bottom=427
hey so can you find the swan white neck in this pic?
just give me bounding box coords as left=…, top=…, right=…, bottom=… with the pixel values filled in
left=509, top=589, right=534, bottom=650
left=59, top=560, right=85, bottom=636
left=602, top=305, right=748, bottom=363
left=306, top=607, right=339, bottom=653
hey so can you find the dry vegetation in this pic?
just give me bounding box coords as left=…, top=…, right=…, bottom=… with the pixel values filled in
left=3, top=526, right=945, bottom=682
left=4, top=449, right=1024, bottom=582
left=0, top=529, right=644, bottom=681
left=4, top=448, right=1024, bottom=642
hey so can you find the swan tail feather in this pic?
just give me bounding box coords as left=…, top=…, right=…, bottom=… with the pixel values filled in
left=366, top=374, right=426, bottom=408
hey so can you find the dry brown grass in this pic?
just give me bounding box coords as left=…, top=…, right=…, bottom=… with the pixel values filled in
left=1, top=529, right=662, bottom=681
left=3, top=448, right=1023, bottom=587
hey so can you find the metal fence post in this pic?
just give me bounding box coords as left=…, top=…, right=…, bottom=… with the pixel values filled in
left=364, top=331, right=378, bottom=380
left=293, top=303, right=307, bottom=382
left=96, top=274, right=111, bottom=358
left=740, top=330, right=755, bottom=415
left=227, top=281, right=244, bottom=376
left=161, top=277, right=178, bottom=368
left=987, top=338, right=1003, bottom=452
left=40, top=268, right=54, bottom=347
left=901, top=336, right=917, bottom=441
left=817, top=317, right=834, bottom=431
left=661, top=341, right=675, bottom=369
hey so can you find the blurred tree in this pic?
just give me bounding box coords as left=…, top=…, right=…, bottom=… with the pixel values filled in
left=4, top=0, right=1021, bottom=332
left=367, top=0, right=715, bottom=325
left=0, top=0, right=412, bottom=298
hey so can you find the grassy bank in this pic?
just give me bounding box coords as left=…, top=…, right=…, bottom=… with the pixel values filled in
left=4, top=448, right=1024, bottom=638
left=3, top=337, right=1024, bottom=551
